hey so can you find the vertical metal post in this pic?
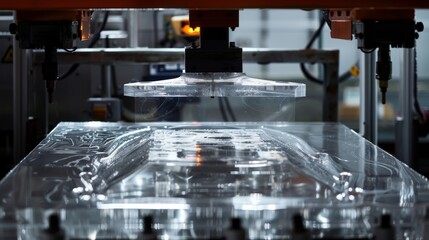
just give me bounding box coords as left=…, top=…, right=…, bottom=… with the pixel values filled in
left=259, top=10, right=269, bottom=77
left=41, top=61, right=49, bottom=137
left=13, top=12, right=28, bottom=162
left=128, top=11, right=139, bottom=48
left=322, top=51, right=339, bottom=122
left=396, top=48, right=415, bottom=166
left=101, top=65, right=112, bottom=98
left=359, top=52, right=378, bottom=144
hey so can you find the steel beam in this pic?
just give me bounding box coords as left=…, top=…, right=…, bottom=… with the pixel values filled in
left=32, top=48, right=339, bottom=65
left=0, top=0, right=428, bottom=10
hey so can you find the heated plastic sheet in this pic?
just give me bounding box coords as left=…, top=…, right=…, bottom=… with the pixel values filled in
left=124, top=72, right=306, bottom=97
left=0, top=122, right=428, bottom=239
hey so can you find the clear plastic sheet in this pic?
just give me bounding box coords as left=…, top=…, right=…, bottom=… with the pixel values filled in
left=124, top=72, right=306, bottom=97
left=1, top=122, right=429, bottom=239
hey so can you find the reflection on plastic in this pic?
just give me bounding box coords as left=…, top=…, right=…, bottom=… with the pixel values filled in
left=1, top=122, right=429, bottom=239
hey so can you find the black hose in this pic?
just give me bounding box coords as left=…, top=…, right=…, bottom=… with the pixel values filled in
left=299, top=17, right=326, bottom=84
left=305, top=18, right=326, bottom=49
left=414, top=47, right=424, bottom=122
left=300, top=12, right=357, bottom=84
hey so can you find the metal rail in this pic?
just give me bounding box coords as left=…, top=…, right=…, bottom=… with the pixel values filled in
left=396, top=48, right=416, bottom=167
left=360, top=52, right=378, bottom=144
left=32, top=48, right=339, bottom=65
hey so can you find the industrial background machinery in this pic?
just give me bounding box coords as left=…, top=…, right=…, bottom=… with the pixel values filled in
left=1, top=1, right=429, bottom=239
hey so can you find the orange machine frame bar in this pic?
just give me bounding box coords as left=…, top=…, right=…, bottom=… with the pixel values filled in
left=0, top=0, right=429, bottom=10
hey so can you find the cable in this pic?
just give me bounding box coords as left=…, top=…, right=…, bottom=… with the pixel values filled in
left=300, top=62, right=323, bottom=84
left=300, top=12, right=358, bottom=84
left=321, top=10, right=331, bottom=29
left=299, top=17, right=326, bottom=84
left=57, top=11, right=110, bottom=80
left=413, top=47, right=424, bottom=122
left=305, top=18, right=326, bottom=49
left=301, top=60, right=358, bottom=84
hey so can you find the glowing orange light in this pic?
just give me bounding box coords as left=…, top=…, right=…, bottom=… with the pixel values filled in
left=181, top=24, right=200, bottom=36
left=196, top=155, right=201, bottom=167
left=196, top=144, right=202, bottom=167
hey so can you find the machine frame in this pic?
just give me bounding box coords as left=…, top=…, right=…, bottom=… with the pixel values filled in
left=0, top=0, right=428, bottom=9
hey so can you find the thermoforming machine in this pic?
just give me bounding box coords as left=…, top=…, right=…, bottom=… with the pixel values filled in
left=1, top=1, right=429, bottom=239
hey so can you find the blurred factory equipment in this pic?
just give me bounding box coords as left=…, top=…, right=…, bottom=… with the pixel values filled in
left=1, top=1, right=429, bottom=239
left=122, top=10, right=307, bottom=100
left=40, top=214, right=66, bottom=240
left=224, top=218, right=246, bottom=240
left=9, top=10, right=91, bottom=103
left=137, top=216, right=157, bottom=240
left=0, top=11, right=14, bottom=178
left=330, top=9, right=423, bottom=104
left=290, top=214, right=311, bottom=240
left=328, top=9, right=427, bottom=167
left=86, top=13, right=121, bottom=122
left=185, top=10, right=242, bottom=73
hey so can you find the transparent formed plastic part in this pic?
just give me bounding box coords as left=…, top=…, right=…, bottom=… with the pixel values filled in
left=124, top=72, right=306, bottom=97
left=1, top=122, right=429, bottom=239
